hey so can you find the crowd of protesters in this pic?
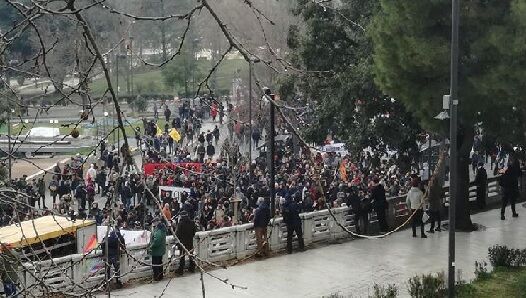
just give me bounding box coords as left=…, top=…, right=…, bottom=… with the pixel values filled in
left=1, top=97, right=525, bottom=243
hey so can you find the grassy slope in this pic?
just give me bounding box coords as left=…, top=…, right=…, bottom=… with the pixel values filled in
left=89, top=59, right=248, bottom=96
left=457, top=267, right=526, bottom=298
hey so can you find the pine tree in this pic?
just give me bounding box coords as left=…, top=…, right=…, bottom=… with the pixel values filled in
left=371, top=0, right=526, bottom=230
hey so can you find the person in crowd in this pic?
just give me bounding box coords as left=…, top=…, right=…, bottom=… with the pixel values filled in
left=75, top=181, right=87, bottom=211
left=162, top=203, right=172, bottom=221
left=49, top=176, right=59, bottom=205
left=474, top=162, right=488, bottom=210
left=427, top=153, right=446, bottom=233
left=86, top=164, right=97, bottom=184
left=206, top=142, right=215, bottom=161
left=370, top=177, right=388, bottom=233
left=196, top=143, right=206, bottom=163
left=164, top=106, right=171, bottom=122
left=213, top=125, right=220, bottom=145
left=120, top=181, right=133, bottom=210
left=282, top=196, right=305, bottom=254
left=406, top=179, right=427, bottom=238
left=96, top=166, right=107, bottom=196
left=101, top=228, right=126, bottom=289
left=149, top=218, right=167, bottom=281
left=153, top=102, right=159, bottom=121
left=0, top=243, right=19, bottom=297
left=175, top=210, right=196, bottom=275
left=36, top=177, right=46, bottom=209
left=252, top=126, right=261, bottom=148
left=253, top=197, right=270, bottom=258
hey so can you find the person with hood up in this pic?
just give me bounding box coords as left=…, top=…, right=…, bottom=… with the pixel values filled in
left=406, top=178, right=427, bottom=238
left=149, top=218, right=167, bottom=281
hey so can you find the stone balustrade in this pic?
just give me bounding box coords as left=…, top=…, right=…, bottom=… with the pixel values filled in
left=19, top=174, right=519, bottom=296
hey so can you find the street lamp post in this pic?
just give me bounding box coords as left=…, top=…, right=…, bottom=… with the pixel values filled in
left=248, top=58, right=260, bottom=171
left=7, top=109, right=12, bottom=181
left=115, top=54, right=126, bottom=150
left=448, top=0, right=460, bottom=296
left=264, top=87, right=276, bottom=217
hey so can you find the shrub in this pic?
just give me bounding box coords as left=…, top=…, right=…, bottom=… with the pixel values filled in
left=407, top=272, right=446, bottom=298
left=487, top=245, right=526, bottom=268
left=370, top=284, right=398, bottom=298
left=474, top=260, right=490, bottom=281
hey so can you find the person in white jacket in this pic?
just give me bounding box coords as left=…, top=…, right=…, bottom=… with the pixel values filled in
left=85, top=164, right=97, bottom=183
left=406, top=179, right=427, bottom=238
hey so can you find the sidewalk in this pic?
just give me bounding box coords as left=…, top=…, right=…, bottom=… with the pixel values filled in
left=103, top=205, right=526, bottom=298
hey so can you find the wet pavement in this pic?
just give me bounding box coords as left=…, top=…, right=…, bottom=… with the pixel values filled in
left=104, top=206, right=526, bottom=298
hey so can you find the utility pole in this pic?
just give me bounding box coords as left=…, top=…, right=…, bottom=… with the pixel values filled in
left=448, top=0, right=460, bottom=297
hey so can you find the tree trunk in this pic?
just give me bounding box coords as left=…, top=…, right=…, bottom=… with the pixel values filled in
left=454, top=126, right=475, bottom=231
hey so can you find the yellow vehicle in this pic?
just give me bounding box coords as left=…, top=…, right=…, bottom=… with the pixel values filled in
left=0, top=215, right=96, bottom=260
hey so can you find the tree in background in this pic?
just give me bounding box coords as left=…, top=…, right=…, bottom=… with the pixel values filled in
left=161, top=47, right=204, bottom=97
left=371, top=0, right=526, bottom=230
left=282, top=0, right=421, bottom=168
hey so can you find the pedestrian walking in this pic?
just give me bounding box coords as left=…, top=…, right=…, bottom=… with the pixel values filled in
left=406, top=179, right=427, bottom=238
left=149, top=218, right=167, bottom=281
left=253, top=197, right=270, bottom=258
left=164, top=107, right=171, bottom=122
left=213, top=125, right=220, bottom=145
left=206, top=142, right=215, bottom=161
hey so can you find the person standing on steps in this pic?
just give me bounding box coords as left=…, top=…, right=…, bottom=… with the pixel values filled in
left=406, top=179, right=427, bottom=238
left=282, top=196, right=305, bottom=254
left=500, top=154, right=522, bottom=220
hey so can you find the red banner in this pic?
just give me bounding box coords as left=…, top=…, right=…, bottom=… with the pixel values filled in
left=143, top=162, right=203, bottom=175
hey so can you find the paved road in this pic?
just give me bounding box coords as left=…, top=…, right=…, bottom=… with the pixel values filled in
left=103, top=206, right=526, bottom=298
